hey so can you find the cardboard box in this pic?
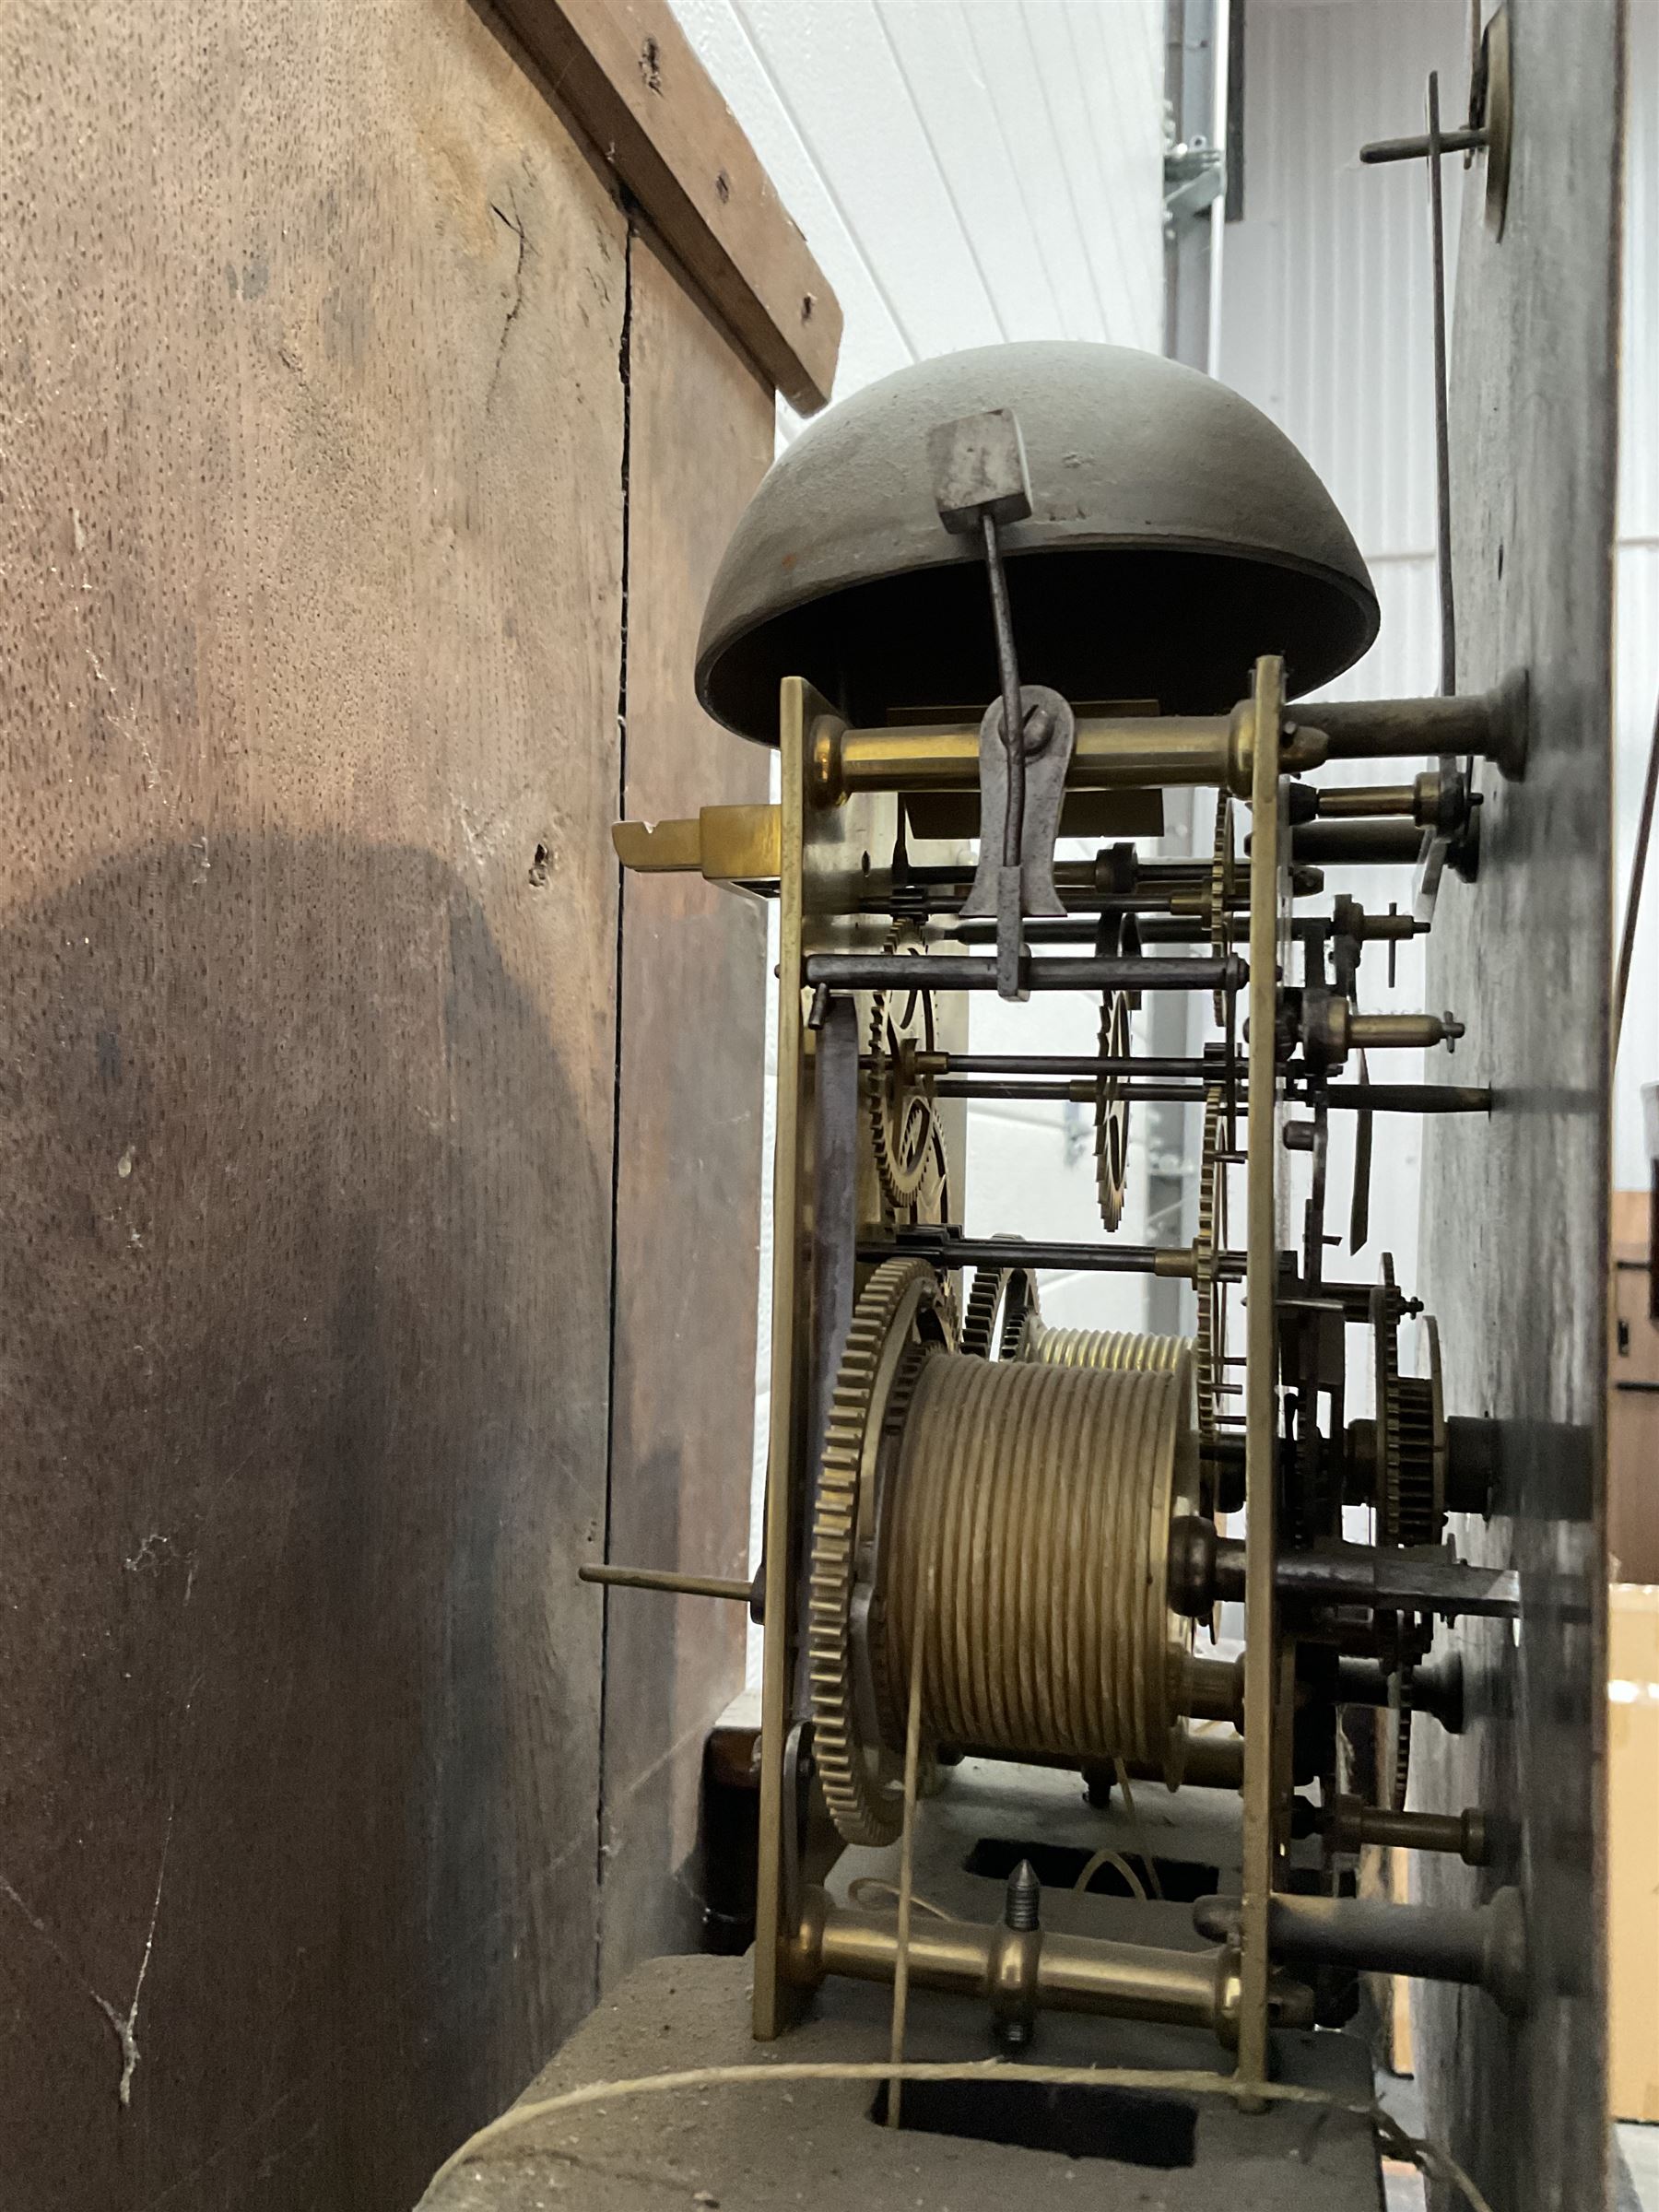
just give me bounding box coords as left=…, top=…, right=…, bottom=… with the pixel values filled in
left=1610, top=1582, right=1659, bottom=2124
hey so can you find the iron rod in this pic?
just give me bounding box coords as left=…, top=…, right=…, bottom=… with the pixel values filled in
left=889, top=858, right=1215, bottom=889
left=865, top=1231, right=1247, bottom=1282
left=1310, top=691, right=1512, bottom=763
left=1360, top=124, right=1488, bottom=162
left=915, top=1052, right=1224, bottom=1078
left=804, top=953, right=1242, bottom=994
left=1192, top=1889, right=1526, bottom=2015
left=932, top=1078, right=1216, bottom=1104
left=1336, top=1652, right=1464, bottom=1732
left=1209, top=1537, right=1520, bottom=1619
left=579, top=1563, right=753, bottom=1604
left=953, top=914, right=1328, bottom=945
left=1289, top=819, right=1424, bottom=865
left=921, top=1077, right=1488, bottom=1114
left=1426, top=70, right=1457, bottom=696
left=1334, top=1801, right=1488, bottom=1866
left=1312, top=783, right=1418, bottom=819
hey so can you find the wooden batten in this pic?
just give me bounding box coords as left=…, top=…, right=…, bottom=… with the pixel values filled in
left=495, top=0, right=841, bottom=411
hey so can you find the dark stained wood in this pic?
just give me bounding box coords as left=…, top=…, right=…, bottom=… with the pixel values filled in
left=1417, top=4, right=1621, bottom=2205
left=0, top=4, right=629, bottom=2205
left=491, top=0, right=842, bottom=413
left=599, top=234, right=772, bottom=1983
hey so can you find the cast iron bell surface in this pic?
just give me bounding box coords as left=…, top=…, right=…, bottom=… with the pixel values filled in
left=696, top=340, right=1379, bottom=742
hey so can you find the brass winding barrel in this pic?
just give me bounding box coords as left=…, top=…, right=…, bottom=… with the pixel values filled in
left=877, top=1355, right=1197, bottom=1783
left=1025, top=1323, right=1191, bottom=1374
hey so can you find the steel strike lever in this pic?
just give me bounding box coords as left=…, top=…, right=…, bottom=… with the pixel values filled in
left=927, top=407, right=1075, bottom=1000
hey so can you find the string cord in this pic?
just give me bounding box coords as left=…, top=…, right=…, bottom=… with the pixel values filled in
left=426, top=2054, right=1496, bottom=2211
left=1071, top=1845, right=1147, bottom=1902
left=885, top=1556, right=933, bottom=2125
left=1112, top=1759, right=1165, bottom=1900
left=847, top=1877, right=950, bottom=1919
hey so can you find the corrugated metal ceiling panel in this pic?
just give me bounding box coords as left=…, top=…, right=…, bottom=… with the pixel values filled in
left=671, top=0, right=1166, bottom=424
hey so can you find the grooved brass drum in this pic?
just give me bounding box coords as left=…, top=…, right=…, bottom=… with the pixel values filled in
left=1025, top=1323, right=1191, bottom=1375
left=810, top=1263, right=1203, bottom=1848
left=877, top=1358, right=1197, bottom=1784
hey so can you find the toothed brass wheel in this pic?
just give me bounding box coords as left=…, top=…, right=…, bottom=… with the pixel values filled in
left=961, top=1255, right=1041, bottom=1361
left=1209, top=794, right=1237, bottom=1025
left=1390, top=1679, right=1416, bottom=1815
left=1194, top=1088, right=1228, bottom=1441
left=1095, top=989, right=1132, bottom=1230
left=864, top=932, right=940, bottom=1213
left=1372, top=1257, right=1442, bottom=1550
left=1394, top=1315, right=1447, bottom=1547
left=807, top=1258, right=956, bottom=1847
left=1092, top=912, right=1138, bottom=1233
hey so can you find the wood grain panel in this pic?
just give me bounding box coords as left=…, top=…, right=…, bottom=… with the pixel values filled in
left=1416, top=4, right=1622, bottom=2205
left=0, top=4, right=627, bottom=2205
left=600, top=234, right=771, bottom=1983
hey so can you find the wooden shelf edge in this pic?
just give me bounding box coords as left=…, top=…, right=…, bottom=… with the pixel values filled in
left=496, top=0, right=841, bottom=412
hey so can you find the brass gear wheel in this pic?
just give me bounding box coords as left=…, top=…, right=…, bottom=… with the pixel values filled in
left=1095, top=989, right=1132, bottom=1230
left=1390, top=1677, right=1415, bottom=1815
left=960, top=1264, right=1003, bottom=1359
left=998, top=1269, right=1038, bottom=1358
left=912, top=1115, right=955, bottom=1233
left=1372, top=1256, right=1428, bottom=1549
left=1209, top=794, right=1237, bottom=1024
left=1392, top=1316, right=1447, bottom=1547
left=807, top=1258, right=955, bottom=1846
left=865, top=936, right=940, bottom=1211
left=1092, top=912, right=1137, bottom=1232
left=863, top=1337, right=935, bottom=1757
left=961, top=1257, right=1041, bottom=1361
left=1194, top=1088, right=1228, bottom=1441
left=929, top=1264, right=962, bottom=1349
left=1370, top=1255, right=1435, bottom=1808
left=1393, top=1388, right=1438, bottom=1546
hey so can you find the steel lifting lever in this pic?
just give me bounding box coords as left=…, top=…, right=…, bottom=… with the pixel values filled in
left=928, top=407, right=1076, bottom=1000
